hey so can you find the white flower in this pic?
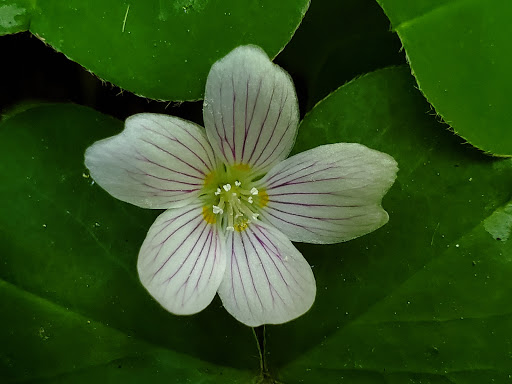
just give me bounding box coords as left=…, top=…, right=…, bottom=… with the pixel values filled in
left=84, top=45, right=398, bottom=327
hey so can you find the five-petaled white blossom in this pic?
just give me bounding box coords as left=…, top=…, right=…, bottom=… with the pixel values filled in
left=84, top=45, right=398, bottom=327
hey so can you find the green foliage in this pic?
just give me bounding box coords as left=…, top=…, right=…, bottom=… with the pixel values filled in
left=0, top=0, right=31, bottom=33
left=276, top=0, right=404, bottom=111
left=0, top=105, right=259, bottom=382
left=270, top=66, right=512, bottom=383
left=0, top=0, right=309, bottom=101
left=1, top=0, right=512, bottom=382
left=377, top=0, right=512, bottom=156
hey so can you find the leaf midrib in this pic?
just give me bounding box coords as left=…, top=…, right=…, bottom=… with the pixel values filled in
left=388, top=0, right=479, bottom=31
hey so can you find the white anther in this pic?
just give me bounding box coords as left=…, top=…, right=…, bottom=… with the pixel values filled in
left=212, top=205, right=223, bottom=214
left=250, top=187, right=258, bottom=195
left=223, top=184, right=232, bottom=192
left=226, top=226, right=235, bottom=231
left=247, top=196, right=253, bottom=204
left=214, top=188, right=221, bottom=196
left=252, top=213, right=259, bottom=220
left=232, top=192, right=237, bottom=197
left=235, top=180, right=242, bottom=187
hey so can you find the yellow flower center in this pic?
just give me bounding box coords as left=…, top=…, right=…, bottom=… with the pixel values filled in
left=201, top=164, right=268, bottom=231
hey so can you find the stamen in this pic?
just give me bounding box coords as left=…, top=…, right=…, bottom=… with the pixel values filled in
left=232, top=203, right=243, bottom=219
left=239, top=203, right=257, bottom=221
left=227, top=204, right=234, bottom=229
left=207, top=175, right=261, bottom=232
left=217, top=197, right=225, bottom=211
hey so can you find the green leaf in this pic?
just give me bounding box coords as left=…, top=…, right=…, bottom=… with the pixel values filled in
left=276, top=0, right=404, bottom=112
left=0, top=0, right=309, bottom=101
left=0, top=0, right=31, bottom=34
left=266, top=67, right=512, bottom=383
left=0, top=104, right=259, bottom=382
left=376, top=0, right=512, bottom=156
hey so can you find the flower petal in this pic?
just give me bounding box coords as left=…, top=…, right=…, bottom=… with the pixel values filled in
left=257, top=143, right=398, bottom=244
left=85, top=113, right=218, bottom=209
left=218, top=221, right=316, bottom=326
left=203, top=45, right=299, bottom=175
left=138, top=204, right=225, bottom=315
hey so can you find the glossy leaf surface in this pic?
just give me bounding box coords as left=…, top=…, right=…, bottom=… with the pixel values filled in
left=0, top=104, right=259, bottom=382
left=266, top=66, right=512, bottom=383
left=0, top=0, right=309, bottom=101
left=377, top=0, right=512, bottom=156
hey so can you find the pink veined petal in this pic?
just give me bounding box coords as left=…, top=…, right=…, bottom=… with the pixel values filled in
left=256, top=143, right=398, bottom=244
left=203, top=45, right=299, bottom=175
left=218, top=221, right=316, bottom=327
left=85, top=113, right=219, bottom=209
left=138, top=204, right=225, bottom=315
